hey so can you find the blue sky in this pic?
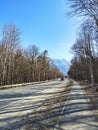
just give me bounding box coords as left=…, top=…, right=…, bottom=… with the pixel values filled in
left=0, top=0, right=80, bottom=62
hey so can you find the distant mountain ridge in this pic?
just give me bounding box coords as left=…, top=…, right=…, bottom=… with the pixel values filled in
left=53, top=59, right=70, bottom=75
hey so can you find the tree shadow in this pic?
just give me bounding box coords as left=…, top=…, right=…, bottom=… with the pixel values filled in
left=1, top=82, right=98, bottom=130
left=0, top=84, right=71, bottom=130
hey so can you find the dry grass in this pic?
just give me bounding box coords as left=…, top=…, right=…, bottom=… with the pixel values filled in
left=79, top=81, right=98, bottom=119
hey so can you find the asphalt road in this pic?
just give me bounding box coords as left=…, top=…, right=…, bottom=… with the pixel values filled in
left=0, top=79, right=69, bottom=129
left=55, top=81, right=98, bottom=130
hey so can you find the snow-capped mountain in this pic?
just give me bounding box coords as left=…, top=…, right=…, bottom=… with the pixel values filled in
left=53, top=59, right=70, bottom=74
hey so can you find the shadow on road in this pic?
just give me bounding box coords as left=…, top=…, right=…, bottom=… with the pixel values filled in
left=23, top=82, right=98, bottom=130
left=1, top=82, right=98, bottom=130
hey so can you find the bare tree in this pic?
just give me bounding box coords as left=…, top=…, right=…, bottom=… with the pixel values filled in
left=0, top=24, right=20, bottom=85
left=68, top=0, right=98, bottom=27
left=26, top=45, right=39, bottom=81
left=0, top=24, right=63, bottom=86
left=69, top=18, right=98, bottom=85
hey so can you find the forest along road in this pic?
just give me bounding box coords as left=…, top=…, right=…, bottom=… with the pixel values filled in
left=55, top=81, right=98, bottom=130
left=0, top=79, right=69, bottom=129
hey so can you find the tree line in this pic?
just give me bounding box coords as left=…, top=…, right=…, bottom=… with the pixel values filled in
left=0, top=24, right=64, bottom=86
left=67, top=0, right=98, bottom=83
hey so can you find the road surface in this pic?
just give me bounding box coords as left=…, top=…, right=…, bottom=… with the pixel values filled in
left=0, top=79, right=69, bottom=129
left=1, top=80, right=98, bottom=130
left=55, top=81, right=98, bottom=130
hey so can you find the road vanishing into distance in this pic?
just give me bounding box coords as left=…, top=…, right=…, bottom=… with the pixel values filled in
left=0, top=79, right=69, bottom=129
left=0, top=79, right=98, bottom=130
